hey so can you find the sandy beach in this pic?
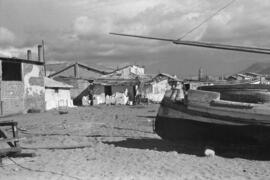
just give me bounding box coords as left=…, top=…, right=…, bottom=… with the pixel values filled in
left=0, top=104, right=270, bottom=180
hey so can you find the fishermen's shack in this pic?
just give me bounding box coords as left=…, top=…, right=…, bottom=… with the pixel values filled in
left=0, top=57, right=45, bottom=115
left=91, top=78, right=139, bottom=105
left=47, top=62, right=109, bottom=106
left=44, top=77, right=73, bottom=110
left=141, top=73, right=181, bottom=103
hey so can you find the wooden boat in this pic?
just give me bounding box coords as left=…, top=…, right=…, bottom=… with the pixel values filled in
left=109, top=29, right=270, bottom=148
left=198, top=83, right=270, bottom=104
left=154, top=89, right=270, bottom=146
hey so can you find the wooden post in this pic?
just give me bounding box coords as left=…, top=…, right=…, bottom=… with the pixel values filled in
left=0, top=101, right=3, bottom=116
left=42, top=40, right=47, bottom=76
left=0, top=120, right=35, bottom=158
left=74, top=63, right=79, bottom=78
left=11, top=122, right=20, bottom=148
left=0, top=129, right=14, bottom=147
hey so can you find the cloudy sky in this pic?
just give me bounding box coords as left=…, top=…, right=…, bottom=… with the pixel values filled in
left=1, top=0, right=270, bottom=77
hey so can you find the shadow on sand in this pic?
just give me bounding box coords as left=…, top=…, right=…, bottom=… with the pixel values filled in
left=104, top=137, right=270, bottom=161
left=136, top=115, right=156, bottom=119
left=104, top=137, right=203, bottom=155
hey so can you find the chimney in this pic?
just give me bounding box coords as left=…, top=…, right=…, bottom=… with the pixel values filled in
left=37, top=45, right=42, bottom=61
left=27, top=50, right=32, bottom=60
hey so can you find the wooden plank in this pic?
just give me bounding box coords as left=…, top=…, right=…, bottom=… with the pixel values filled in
left=210, top=100, right=253, bottom=109
left=12, top=125, right=20, bottom=147
left=0, top=129, right=14, bottom=147
left=78, top=63, right=107, bottom=75
left=48, top=64, right=75, bottom=78
left=0, top=147, right=21, bottom=156
left=9, top=152, right=36, bottom=158
left=0, top=120, right=17, bottom=126
left=74, top=63, right=79, bottom=78
left=0, top=101, right=3, bottom=116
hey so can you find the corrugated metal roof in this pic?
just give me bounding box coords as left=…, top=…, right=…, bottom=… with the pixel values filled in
left=44, top=77, right=73, bottom=88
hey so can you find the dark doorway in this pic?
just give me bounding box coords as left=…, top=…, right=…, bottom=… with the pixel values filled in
left=2, top=61, right=22, bottom=81
left=104, top=86, right=112, bottom=96
left=184, top=83, right=190, bottom=91
left=133, top=86, right=136, bottom=97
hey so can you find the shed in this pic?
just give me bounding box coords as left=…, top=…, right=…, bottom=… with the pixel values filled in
left=141, top=73, right=182, bottom=103
left=91, top=78, right=140, bottom=105
left=47, top=62, right=110, bottom=105
left=0, top=56, right=45, bottom=115
left=44, top=77, right=73, bottom=110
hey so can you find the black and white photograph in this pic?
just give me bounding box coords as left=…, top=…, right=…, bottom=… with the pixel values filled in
left=1, top=0, right=270, bottom=179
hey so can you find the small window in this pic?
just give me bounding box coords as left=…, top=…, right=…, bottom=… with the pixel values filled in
left=2, top=61, right=22, bottom=81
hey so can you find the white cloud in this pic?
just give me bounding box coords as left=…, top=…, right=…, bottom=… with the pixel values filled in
left=1, top=0, right=270, bottom=75
left=0, top=27, right=15, bottom=45
left=73, top=16, right=96, bottom=35
left=0, top=46, right=38, bottom=59
left=73, top=16, right=112, bottom=38
left=200, top=0, right=270, bottom=46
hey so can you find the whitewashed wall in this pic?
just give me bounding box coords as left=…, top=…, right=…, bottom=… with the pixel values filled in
left=45, top=88, right=74, bottom=110
left=92, top=84, right=135, bottom=105
left=130, top=65, right=144, bottom=75
left=143, top=79, right=172, bottom=103
left=112, top=65, right=145, bottom=78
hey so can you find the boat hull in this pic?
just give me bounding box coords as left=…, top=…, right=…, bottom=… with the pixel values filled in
left=155, top=112, right=270, bottom=146
left=154, top=89, right=270, bottom=146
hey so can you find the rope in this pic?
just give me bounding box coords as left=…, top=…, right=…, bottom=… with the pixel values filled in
left=7, top=157, right=83, bottom=180
left=21, top=144, right=93, bottom=150
left=178, top=0, right=237, bottom=40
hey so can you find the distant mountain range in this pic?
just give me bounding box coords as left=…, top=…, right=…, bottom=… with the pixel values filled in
left=241, top=62, right=270, bottom=74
